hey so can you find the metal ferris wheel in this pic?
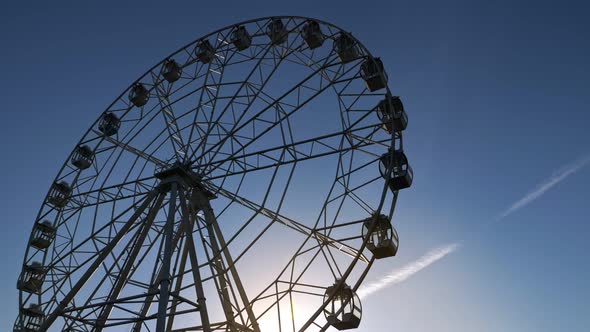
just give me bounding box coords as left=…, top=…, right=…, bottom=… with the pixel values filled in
left=14, top=16, right=412, bottom=332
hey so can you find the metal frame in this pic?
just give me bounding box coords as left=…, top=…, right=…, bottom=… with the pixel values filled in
left=15, top=16, right=408, bottom=332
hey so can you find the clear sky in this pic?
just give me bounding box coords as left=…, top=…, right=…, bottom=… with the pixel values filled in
left=1, top=1, right=589, bottom=331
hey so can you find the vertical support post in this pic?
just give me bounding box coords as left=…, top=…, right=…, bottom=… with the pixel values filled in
left=192, top=190, right=261, bottom=332
left=178, top=191, right=212, bottom=332
left=155, top=183, right=177, bottom=332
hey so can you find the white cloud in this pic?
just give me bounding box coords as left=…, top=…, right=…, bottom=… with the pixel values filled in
left=499, top=154, right=590, bottom=219
left=358, top=243, right=460, bottom=299
left=357, top=154, right=589, bottom=300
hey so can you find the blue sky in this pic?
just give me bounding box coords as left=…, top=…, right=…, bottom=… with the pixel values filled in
left=1, top=1, right=589, bottom=331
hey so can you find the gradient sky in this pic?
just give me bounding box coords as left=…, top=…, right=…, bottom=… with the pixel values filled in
left=1, top=1, right=589, bottom=331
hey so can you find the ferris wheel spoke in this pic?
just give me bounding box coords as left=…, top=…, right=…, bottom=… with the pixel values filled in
left=150, top=73, right=189, bottom=161
left=202, top=122, right=384, bottom=181
left=93, top=193, right=165, bottom=331
left=207, top=183, right=365, bottom=263
left=47, top=192, right=154, bottom=281
left=60, top=212, right=165, bottom=332
left=39, top=190, right=159, bottom=332
left=94, top=130, right=168, bottom=168
left=64, top=176, right=156, bottom=212
left=187, top=20, right=309, bottom=164
left=183, top=29, right=234, bottom=165
left=193, top=56, right=357, bottom=172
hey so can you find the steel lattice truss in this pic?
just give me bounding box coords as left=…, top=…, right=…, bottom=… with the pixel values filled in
left=15, top=16, right=411, bottom=332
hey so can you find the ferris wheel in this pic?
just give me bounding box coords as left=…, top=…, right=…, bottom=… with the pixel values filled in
left=14, top=16, right=412, bottom=332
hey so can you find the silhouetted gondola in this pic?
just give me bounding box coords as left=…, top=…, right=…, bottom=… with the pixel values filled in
left=302, top=20, right=324, bottom=49
left=196, top=40, right=215, bottom=63
left=362, top=214, right=399, bottom=258
left=361, top=57, right=387, bottom=91
left=161, top=59, right=182, bottom=83
left=376, top=94, right=407, bottom=133
left=17, top=262, right=44, bottom=294
left=97, top=112, right=121, bottom=136
left=379, top=150, right=413, bottom=191
left=128, top=83, right=149, bottom=107
left=30, top=220, right=56, bottom=250
left=324, top=282, right=362, bottom=330
left=267, top=18, right=288, bottom=45
left=17, top=304, right=44, bottom=332
left=71, top=145, right=94, bottom=170
left=47, top=181, right=72, bottom=208
left=334, top=33, right=360, bottom=63
left=231, top=26, right=252, bottom=51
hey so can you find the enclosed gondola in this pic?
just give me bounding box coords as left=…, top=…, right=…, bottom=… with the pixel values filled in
left=376, top=94, right=407, bottom=133
left=302, top=20, right=324, bottom=49
left=16, top=304, right=44, bottom=332
left=17, top=262, right=44, bottom=294
left=30, top=220, right=56, bottom=250
left=266, top=18, right=288, bottom=45
left=334, top=32, right=360, bottom=63
left=161, top=59, right=182, bottom=83
left=47, top=181, right=71, bottom=208
left=230, top=25, right=252, bottom=51
left=128, top=83, right=149, bottom=107
left=71, top=145, right=94, bottom=170
left=360, top=57, right=387, bottom=91
left=379, top=150, right=413, bottom=191
left=324, top=282, right=362, bottom=330
left=196, top=40, right=215, bottom=63
left=97, top=112, right=121, bottom=136
left=362, top=214, right=399, bottom=258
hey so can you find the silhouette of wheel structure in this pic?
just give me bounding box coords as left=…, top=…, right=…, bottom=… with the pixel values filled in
left=15, top=16, right=412, bottom=332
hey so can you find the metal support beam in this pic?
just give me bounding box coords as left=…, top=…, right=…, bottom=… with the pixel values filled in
left=155, top=183, right=178, bottom=332
left=191, top=189, right=261, bottom=332
left=94, top=193, right=165, bottom=331
left=154, top=82, right=189, bottom=161
left=96, top=130, right=168, bottom=167
left=178, top=191, right=212, bottom=332
left=39, top=190, right=159, bottom=332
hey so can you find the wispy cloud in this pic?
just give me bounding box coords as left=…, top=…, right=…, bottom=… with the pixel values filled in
left=358, top=243, right=460, bottom=299
left=358, top=154, right=589, bottom=298
left=499, top=154, right=590, bottom=219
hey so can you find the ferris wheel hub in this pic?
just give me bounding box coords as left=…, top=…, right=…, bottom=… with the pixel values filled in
left=154, top=163, right=215, bottom=198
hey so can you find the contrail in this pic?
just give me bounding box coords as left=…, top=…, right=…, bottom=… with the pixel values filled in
left=358, top=243, right=460, bottom=299
left=358, top=154, right=589, bottom=299
left=499, top=154, right=590, bottom=219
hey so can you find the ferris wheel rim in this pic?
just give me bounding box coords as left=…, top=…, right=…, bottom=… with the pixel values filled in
left=16, top=16, right=405, bottom=332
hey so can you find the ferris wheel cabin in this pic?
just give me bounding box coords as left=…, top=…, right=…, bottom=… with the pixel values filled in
left=302, top=20, right=324, bottom=49
left=379, top=150, right=413, bottom=191
left=15, top=304, right=44, bottom=332
left=196, top=39, right=216, bottom=63
left=47, top=181, right=72, bottom=208
left=324, top=282, right=362, bottom=330
left=128, top=83, right=149, bottom=107
left=30, top=220, right=56, bottom=250
left=17, top=262, right=45, bottom=294
left=334, top=33, right=360, bottom=63
left=267, top=18, right=288, bottom=45
left=161, top=59, right=182, bottom=83
left=97, top=112, right=121, bottom=136
left=71, top=145, right=94, bottom=170
left=363, top=214, right=399, bottom=258
left=376, top=95, right=408, bottom=133
left=360, top=57, right=388, bottom=92
left=231, top=25, right=252, bottom=51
